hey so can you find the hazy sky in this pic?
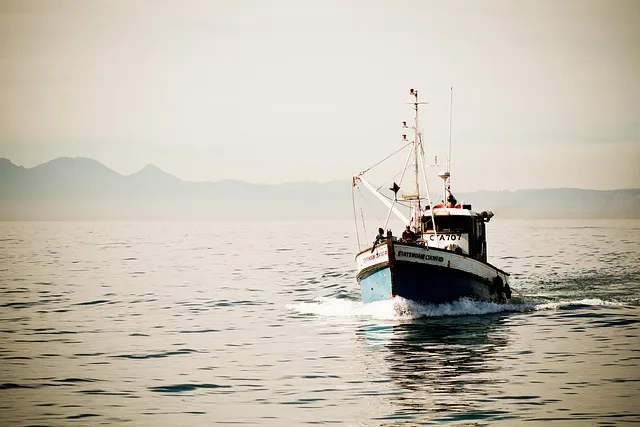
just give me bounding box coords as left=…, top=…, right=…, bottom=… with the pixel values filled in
left=1, top=0, right=639, bottom=191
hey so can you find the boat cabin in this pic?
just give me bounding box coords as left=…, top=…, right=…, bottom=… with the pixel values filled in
left=419, top=207, right=493, bottom=262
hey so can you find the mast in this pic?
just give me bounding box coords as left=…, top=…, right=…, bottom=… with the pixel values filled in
left=404, top=89, right=429, bottom=229
left=411, top=88, right=420, bottom=197
left=352, top=89, right=433, bottom=237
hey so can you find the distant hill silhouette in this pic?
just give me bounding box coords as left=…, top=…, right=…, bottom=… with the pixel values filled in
left=0, top=157, right=638, bottom=220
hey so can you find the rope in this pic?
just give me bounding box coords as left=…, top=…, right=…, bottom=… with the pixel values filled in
left=512, top=285, right=526, bottom=301
left=375, top=166, right=411, bottom=193
left=360, top=208, right=368, bottom=244
left=419, top=141, right=438, bottom=243
left=356, top=186, right=384, bottom=225
left=360, top=141, right=412, bottom=175
left=351, top=185, right=361, bottom=251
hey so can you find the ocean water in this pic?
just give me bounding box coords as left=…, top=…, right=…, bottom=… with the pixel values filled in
left=0, top=219, right=638, bottom=426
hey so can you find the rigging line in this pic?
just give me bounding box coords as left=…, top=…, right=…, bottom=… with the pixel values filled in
left=351, top=184, right=361, bottom=251
left=382, top=198, right=397, bottom=234
left=360, top=141, right=412, bottom=175
left=360, top=208, right=368, bottom=245
left=356, top=186, right=385, bottom=225
left=381, top=147, right=413, bottom=232
left=376, top=190, right=412, bottom=209
left=376, top=168, right=406, bottom=192
left=375, top=166, right=411, bottom=193
left=419, top=141, right=438, bottom=243
left=369, top=185, right=409, bottom=208
left=396, top=142, right=415, bottom=197
left=511, top=286, right=526, bottom=300
left=355, top=185, right=391, bottom=246
left=358, top=177, right=412, bottom=222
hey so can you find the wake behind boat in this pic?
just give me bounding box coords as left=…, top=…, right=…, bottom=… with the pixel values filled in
left=352, top=88, right=511, bottom=304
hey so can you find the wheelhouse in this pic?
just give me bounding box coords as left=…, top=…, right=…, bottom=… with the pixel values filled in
left=419, top=208, right=493, bottom=262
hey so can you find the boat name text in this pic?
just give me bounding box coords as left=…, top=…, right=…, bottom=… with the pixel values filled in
left=363, top=250, right=387, bottom=263
left=397, top=250, right=444, bottom=262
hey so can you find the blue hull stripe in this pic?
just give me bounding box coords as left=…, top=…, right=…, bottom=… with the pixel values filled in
left=358, top=266, right=393, bottom=304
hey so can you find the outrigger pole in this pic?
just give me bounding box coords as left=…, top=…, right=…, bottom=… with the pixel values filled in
left=353, top=174, right=409, bottom=225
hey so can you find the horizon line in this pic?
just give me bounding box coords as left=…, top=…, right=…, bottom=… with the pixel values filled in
left=1, top=155, right=638, bottom=192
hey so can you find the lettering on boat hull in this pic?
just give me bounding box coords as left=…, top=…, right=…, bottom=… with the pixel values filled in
left=356, top=247, right=389, bottom=270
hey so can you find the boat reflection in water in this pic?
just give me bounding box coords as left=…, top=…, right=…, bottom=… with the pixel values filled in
left=357, top=313, right=512, bottom=422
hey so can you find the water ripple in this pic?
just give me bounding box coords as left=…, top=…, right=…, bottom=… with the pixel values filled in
left=149, top=383, right=232, bottom=393
left=0, top=220, right=638, bottom=426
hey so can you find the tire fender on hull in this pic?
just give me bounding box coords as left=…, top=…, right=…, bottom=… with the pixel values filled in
left=492, top=276, right=511, bottom=300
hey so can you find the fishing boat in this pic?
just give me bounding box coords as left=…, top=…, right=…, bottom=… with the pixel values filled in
left=352, top=88, right=511, bottom=304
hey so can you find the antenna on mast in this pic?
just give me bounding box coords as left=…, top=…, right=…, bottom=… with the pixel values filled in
left=439, top=86, right=454, bottom=204
left=447, top=86, right=453, bottom=175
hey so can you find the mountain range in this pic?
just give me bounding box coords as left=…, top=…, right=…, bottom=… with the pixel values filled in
left=1, top=157, right=639, bottom=220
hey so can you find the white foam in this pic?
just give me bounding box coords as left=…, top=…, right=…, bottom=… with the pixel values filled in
left=287, top=296, right=624, bottom=320
left=287, top=298, right=397, bottom=320
left=393, top=297, right=527, bottom=319
left=534, top=298, right=626, bottom=310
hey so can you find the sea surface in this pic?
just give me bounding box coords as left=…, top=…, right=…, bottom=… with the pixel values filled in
left=0, top=219, right=639, bottom=426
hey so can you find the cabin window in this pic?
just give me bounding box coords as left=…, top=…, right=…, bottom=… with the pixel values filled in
left=421, top=216, right=433, bottom=231
left=475, top=219, right=484, bottom=240
left=422, top=215, right=470, bottom=233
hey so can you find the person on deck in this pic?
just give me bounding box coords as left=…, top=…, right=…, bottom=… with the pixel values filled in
left=402, top=225, right=417, bottom=242
left=374, top=228, right=386, bottom=244
left=446, top=194, right=458, bottom=208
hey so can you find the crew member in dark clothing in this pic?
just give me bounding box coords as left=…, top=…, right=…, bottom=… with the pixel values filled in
left=402, top=225, right=417, bottom=242
left=446, top=193, right=458, bottom=208
left=374, top=227, right=386, bottom=244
